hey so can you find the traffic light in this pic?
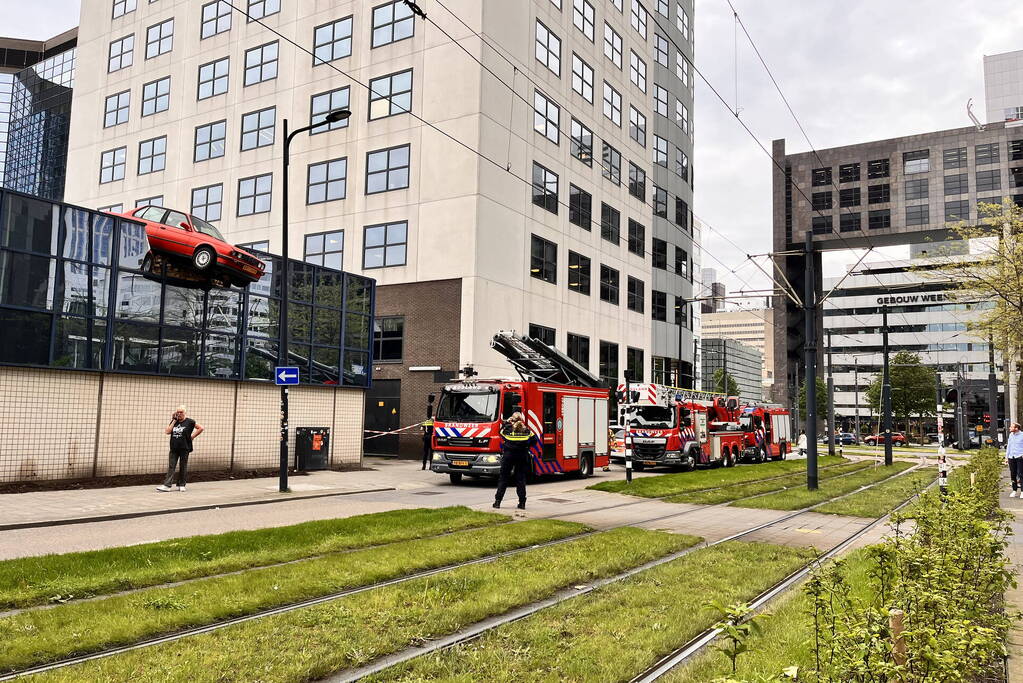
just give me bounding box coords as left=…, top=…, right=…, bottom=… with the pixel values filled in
left=945, top=388, right=958, bottom=403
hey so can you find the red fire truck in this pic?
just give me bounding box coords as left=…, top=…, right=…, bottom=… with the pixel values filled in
left=737, top=404, right=792, bottom=462
left=429, top=333, right=611, bottom=484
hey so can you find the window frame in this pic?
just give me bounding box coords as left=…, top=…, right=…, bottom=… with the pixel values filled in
left=190, top=183, right=224, bottom=222
left=369, top=67, right=413, bottom=120
left=532, top=161, right=560, bottom=214
left=141, top=76, right=171, bottom=117
left=103, top=90, right=131, bottom=128
left=599, top=264, right=620, bottom=304
left=306, top=157, right=348, bottom=205
left=371, top=0, right=415, bottom=49
left=197, top=56, right=229, bottom=100
left=240, top=106, right=276, bottom=151
left=568, top=250, right=591, bottom=295
left=145, top=18, right=174, bottom=60
left=313, top=16, right=354, bottom=65
left=108, top=34, right=135, bottom=73
left=243, top=41, right=279, bottom=87
left=137, top=135, right=167, bottom=175
left=533, top=89, right=560, bottom=144
left=365, top=143, right=412, bottom=195
left=363, top=221, right=408, bottom=269
left=530, top=234, right=558, bottom=284
left=200, top=1, right=231, bottom=39
left=237, top=173, right=273, bottom=216
left=535, top=20, right=562, bottom=76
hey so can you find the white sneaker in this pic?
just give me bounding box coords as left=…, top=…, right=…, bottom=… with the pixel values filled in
left=156, top=485, right=172, bottom=492
left=1011, top=491, right=1018, bottom=498
left=178, top=486, right=186, bottom=492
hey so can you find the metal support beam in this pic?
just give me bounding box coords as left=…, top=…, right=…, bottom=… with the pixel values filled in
left=881, top=304, right=893, bottom=466
left=804, top=232, right=818, bottom=490
left=826, top=330, right=836, bottom=457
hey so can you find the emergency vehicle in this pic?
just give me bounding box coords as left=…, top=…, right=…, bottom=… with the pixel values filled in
left=429, top=333, right=611, bottom=483
left=737, top=403, right=793, bottom=462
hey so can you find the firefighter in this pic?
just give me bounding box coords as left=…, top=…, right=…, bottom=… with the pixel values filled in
left=494, top=412, right=535, bottom=510
left=420, top=418, right=434, bottom=470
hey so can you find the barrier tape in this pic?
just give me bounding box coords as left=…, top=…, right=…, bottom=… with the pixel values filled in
left=362, top=422, right=427, bottom=441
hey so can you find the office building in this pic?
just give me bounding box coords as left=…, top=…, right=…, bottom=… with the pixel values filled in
left=699, top=265, right=724, bottom=312
left=64, top=0, right=698, bottom=456
left=701, top=308, right=774, bottom=393
left=701, top=337, right=762, bottom=402
left=984, top=49, right=1023, bottom=126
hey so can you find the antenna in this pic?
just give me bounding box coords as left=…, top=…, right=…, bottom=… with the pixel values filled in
left=967, top=98, right=986, bottom=132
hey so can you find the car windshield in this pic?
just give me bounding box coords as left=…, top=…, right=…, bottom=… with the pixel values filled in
left=436, top=389, right=499, bottom=423
left=629, top=406, right=674, bottom=429
left=191, top=215, right=226, bottom=241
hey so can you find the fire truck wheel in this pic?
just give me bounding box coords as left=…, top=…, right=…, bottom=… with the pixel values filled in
left=724, top=451, right=735, bottom=468
left=448, top=472, right=463, bottom=485
left=574, top=455, right=593, bottom=478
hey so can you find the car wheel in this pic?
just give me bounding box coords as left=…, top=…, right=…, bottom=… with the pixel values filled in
left=192, top=245, right=216, bottom=271
left=448, top=472, right=463, bottom=485
left=142, top=252, right=155, bottom=274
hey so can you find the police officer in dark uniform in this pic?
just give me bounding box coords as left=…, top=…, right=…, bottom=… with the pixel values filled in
left=421, top=418, right=434, bottom=470
left=493, top=412, right=536, bottom=510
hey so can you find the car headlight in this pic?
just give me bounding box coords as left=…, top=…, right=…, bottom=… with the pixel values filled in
left=483, top=455, right=500, bottom=463
left=432, top=453, right=443, bottom=461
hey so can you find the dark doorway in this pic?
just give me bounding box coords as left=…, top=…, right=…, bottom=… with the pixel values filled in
left=365, top=379, right=401, bottom=456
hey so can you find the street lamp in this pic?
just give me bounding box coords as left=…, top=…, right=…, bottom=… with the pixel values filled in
left=278, top=108, right=351, bottom=493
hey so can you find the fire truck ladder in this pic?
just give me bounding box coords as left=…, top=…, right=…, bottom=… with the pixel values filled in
left=490, top=332, right=605, bottom=388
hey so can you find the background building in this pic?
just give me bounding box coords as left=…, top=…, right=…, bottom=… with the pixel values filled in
left=63, top=0, right=699, bottom=456
left=699, top=265, right=724, bottom=312
left=701, top=307, right=774, bottom=395
left=984, top=49, right=1023, bottom=126
left=701, top=337, right=762, bottom=402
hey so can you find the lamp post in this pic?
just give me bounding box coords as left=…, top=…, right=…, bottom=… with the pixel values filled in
left=279, top=109, right=351, bottom=494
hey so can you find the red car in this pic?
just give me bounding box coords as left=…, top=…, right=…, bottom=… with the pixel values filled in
left=863, top=432, right=907, bottom=446
left=114, top=206, right=265, bottom=286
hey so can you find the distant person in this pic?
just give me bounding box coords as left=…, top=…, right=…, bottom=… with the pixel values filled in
left=796, top=429, right=808, bottom=458
left=1007, top=422, right=1023, bottom=497
left=494, top=413, right=535, bottom=510
left=157, top=405, right=204, bottom=492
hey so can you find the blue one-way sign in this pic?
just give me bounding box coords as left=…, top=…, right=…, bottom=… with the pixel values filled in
left=275, top=366, right=300, bottom=385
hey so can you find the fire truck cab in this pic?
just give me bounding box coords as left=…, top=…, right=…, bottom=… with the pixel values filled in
left=738, top=404, right=792, bottom=462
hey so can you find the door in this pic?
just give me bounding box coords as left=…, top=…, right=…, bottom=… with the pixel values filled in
left=541, top=391, right=558, bottom=463
left=364, top=379, right=401, bottom=456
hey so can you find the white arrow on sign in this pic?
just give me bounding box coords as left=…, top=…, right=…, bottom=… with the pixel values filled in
left=278, top=368, right=298, bottom=382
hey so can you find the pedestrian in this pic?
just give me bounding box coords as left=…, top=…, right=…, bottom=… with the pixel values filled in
left=493, top=412, right=536, bottom=510
left=796, top=429, right=808, bottom=458
left=157, top=405, right=204, bottom=492
left=1007, top=422, right=1023, bottom=497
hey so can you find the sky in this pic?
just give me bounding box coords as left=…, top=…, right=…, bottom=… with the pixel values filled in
left=0, top=0, right=78, bottom=39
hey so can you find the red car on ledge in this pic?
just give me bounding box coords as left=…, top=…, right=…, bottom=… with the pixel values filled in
left=114, top=206, right=265, bottom=286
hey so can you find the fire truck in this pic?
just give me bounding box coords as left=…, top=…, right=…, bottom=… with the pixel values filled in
left=737, top=403, right=793, bottom=462
left=429, top=333, right=611, bottom=484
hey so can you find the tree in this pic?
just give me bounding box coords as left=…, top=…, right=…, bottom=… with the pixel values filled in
left=798, top=377, right=828, bottom=420
left=865, top=351, right=937, bottom=440
left=712, top=367, right=740, bottom=395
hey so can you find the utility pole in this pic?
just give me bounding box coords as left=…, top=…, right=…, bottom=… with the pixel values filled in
left=624, top=372, right=633, bottom=483
left=881, top=304, right=893, bottom=466
left=692, top=336, right=699, bottom=391
left=989, top=336, right=999, bottom=445
left=853, top=357, right=861, bottom=441
left=804, top=231, right=819, bottom=490
left=826, top=330, right=836, bottom=457
left=935, top=372, right=944, bottom=451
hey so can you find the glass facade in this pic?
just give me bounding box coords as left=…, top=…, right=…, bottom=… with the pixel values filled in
left=3, top=48, right=75, bottom=200
left=0, top=73, right=13, bottom=186
left=0, top=189, right=374, bottom=386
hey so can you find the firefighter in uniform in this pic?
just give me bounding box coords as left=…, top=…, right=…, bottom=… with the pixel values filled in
left=494, top=413, right=536, bottom=510
left=420, top=418, right=434, bottom=470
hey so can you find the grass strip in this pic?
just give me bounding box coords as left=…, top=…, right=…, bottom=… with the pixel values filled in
left=667, top=461, right=871, bottom=505
left=588, top=456, right=847, bottom=497
left=0, top=519, right=586, bottom=673
left=732, top=462, right=915, bottom=511
left=28, top=527, right=698, bottom=683
left=367, top=541, right=814, bottom=682
left=0, top=506, right=503, bottom=610
left=815, top=467, right=936, bottom=517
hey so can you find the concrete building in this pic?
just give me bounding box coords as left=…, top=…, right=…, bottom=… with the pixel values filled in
left=701, top=337, right=762, bottom=402
left=63, top=0, right=698, bottom=456
left=984, top=49, right=1023, bottom=126
left=701, top=308, right=774, bottom=394
left=699, top=265, right=724, bottom=312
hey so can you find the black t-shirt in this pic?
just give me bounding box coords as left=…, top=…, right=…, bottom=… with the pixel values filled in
left=169, top=418, right=197, bottom=452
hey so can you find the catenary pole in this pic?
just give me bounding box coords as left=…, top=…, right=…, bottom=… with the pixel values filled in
left=989, top=336, right=999, bottom=445
left=854, top=357, right=860, bottom=442
left=279, top=118, right=292, bottom=493
left=826, top=330, right=836, bottom=457
left=804, top=231, right=818, bottom=490
left=881, top=304, right=893, bottom=466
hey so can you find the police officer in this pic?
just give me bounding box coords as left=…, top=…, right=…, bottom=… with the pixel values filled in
left=421, top=418, right=434, bottom=470
left=493, top=412, right=536, bottom=510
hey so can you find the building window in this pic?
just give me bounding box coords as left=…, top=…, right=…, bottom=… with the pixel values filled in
left=675, top=246, right=688, bottom=279
left=570, top=118, right=593, bottom=165
left=629, top=107, right=646, bottom=147
left=113, top=0, right=137, bottom=19
left=839, top=187, right=860, bottom=208
left=244, top=42, right=278, bottom=86
left=535, top=21, right=561, bottom=75
left=976, top=169, right=1001, bottom=193
left=1011, top=140, right=1023, bottom=161
left=573, top=0, right=595, bottom=41
left=194, top=120, right=226, bottom=162
left=602, top=141, right=621, bottom=184
left=201, top=1, right=231, bottom=39
left=307, top=158, right=348, bottom=204
left=903, top=149, right=929, bottom=174
left=599, top=340, right=619, bottom=384
left=247, top=0, right=279, bottom=20
left=811, top=191, right=832, bottom=210
left=677, top=3, right=690, bottom=39
left=839, top=212, right=861, bottom=232
left=906, top=204, right=929, bottom=226
left=676, top=148, right=689, bottom=181
left=652, top=238, right=667, bottom=269
left=571, top=54, right=593, bottom=102
left=140, top=77, right=170, bottom=116
left=145, top=18, right=174, bottom=59
left=867, top=183, right=889, bottom=204
left=304, top=230, right=344, bottom=268
left=241, top=106, right=275, bottom=150
left=653, top=186, right=667, bottom=218
left=311, top=87, right=351, bottom=133
left=905, top=178, right=928, bottom=201
left=103, top=91, right=130, bottom=127
left=136, top=196, right=163, bottom=208
left=599, top=265, right=619, bottom=304
left=98, top=204, right=124, bottom=213
left=567, top=333, right=589, bottom=367
left=314, top=17, right=353, bottom=64
left=374, top=317, right=403, bottom=361
left=629, top=50, right=646, bottom=92
left=944, top=173, right=968, bottom=195
left=363, top=221, right=407, bottom=268
left=137, top=136, right=166, bottom=175
left=945, top=200, right=969, bottom=223
left=652, top=290, right=667, bottom=321
left=529, top=324, right=556, bottom=347
left=601, top=203, right=620, bottom=244
left=366, top=144, right=411, bottom=194
left=197, top=57, right=229, bottom=99
left=603, top=23, right=622, bottom=68
left=867, top=158, right=890, bottom=179
left=627, top=218, right=645, bottom=256
left=675, top=197, right=688, bottom=230
left=630, top=0, right=648, bottom=38
left=108, top=35, right=134, bottom=73
left=191, top=184, right=223, bottom=222
left=99, top=147, right=126, bottom=183
left=654, top=34, right=669, bottom=66
left=603, top=82, right=622, bottom=126
left=976, top=142, right=1000, bottom=165
left=568, top=251, right=590, bottom=294
left=811, top=215, right=832, bottom=234
left=653, top=136, right=668, bottom=167
left=1007, top=107, right=1023, bottom=122
left=653, top=84, right=668, bottom=117
left=627, top=347, right=644, bottom=382
left=867, top=208, right=890, bottom=230
left=533, top=90, right=560, bottom=143
left=676, top=99, right=689, bottom=134
left=1012, top=167, right=1023, bottom=189
left=627, top=276, right=644, bottom=312
left=369, top=68, right=413, bottom=119
left=838, top=162, right=860, bottom=183
left=238, top=173, right=272, bottom=216
left=674, top=295, right=685, bottom=324
left=676, top=50, right=689, bottom=88
left=530, top=234, right=557, bottom=284
left=628, top=163, right=645, bottom=199
left=569, top=185, right=592, bottom=229
left=812, top=167, right=832, bottom=186
left=372, top=0, right=415, bottom=48
left=239, top=240, right=269, bottom=252
left=943, top=147, right=967, bottom=169
left=532, top=162, right=559, bottom=214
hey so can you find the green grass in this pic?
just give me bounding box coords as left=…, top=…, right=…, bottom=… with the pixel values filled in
left=29, top=527, right=699, bottom=683
left=0, top=506, right=503, bottom=610
left=815, top=467, right=936, bottom=517
left=667, top=461, right=872, bottom=505
left=588, top=456, right=847, bottom=498
left=367, top=542, right=814, bottom=682
left=732, top=462, right=915, bottom=511
left=0, top=520, right=586, bottom=673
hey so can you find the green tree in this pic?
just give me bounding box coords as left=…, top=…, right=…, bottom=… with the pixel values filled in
left=798, top=377, right=828, bottom=419
left=712, top=367, right=740, bottom=395
left=865, top=351, right=937, bottom=440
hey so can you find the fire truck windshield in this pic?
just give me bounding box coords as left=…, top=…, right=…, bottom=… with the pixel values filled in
left=630, top=406, right=675, bottom=429
left=436, top=390, right=500, bottom=422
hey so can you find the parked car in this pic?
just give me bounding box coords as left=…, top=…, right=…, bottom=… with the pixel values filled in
left=838, top=432, right=857, bottom=445
left=113, top=205, right=266, bottom=286
left=863, top=432, right=907, bottom=446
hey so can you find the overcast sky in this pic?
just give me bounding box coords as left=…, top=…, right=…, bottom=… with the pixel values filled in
left=0, top=0, right=78, bottom=39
